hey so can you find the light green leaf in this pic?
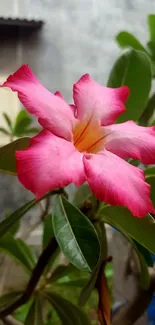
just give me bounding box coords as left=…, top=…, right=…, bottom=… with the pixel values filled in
left=107, top=49, right=152, bottom=122
left=116, top=31, right=147, bottom=53
left=56, top=279, right=87, bottom=287
left=45, top=291, right=91, bottom=325
left=0, top=233, right=35, bottom=274
left=43, top=214, right=54, bottom=248
left=100, top=206, right=155, bottom=254
left=0, top=137, right=30, bottom=175
left=73, top=183, right=92, bottom=207
left=148, top=15, right=155, bottom=41
left=52, top=195, right=100, bottom=272
left=24, top=296, right=44, bottom=325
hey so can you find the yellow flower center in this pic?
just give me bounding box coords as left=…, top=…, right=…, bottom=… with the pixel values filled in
left=73, top=116, right=105, bottom=153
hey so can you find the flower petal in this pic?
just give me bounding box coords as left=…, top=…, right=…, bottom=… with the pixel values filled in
left=83, top=150, right=154, bottom=217
left=16, top=129, right=85, bottom=199
left=2, top=65, right=75, bottom=140
left=73, top=74, right=129, bottom=125
left=105, top=121, right=155, bottom=164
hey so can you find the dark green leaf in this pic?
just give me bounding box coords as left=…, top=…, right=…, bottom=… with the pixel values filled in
left=116, top=31, right=147, bottom=53
left=134, top=241, right=153, bottom=267
left=24, top=296, right=44, bottom=325
left=139, top=93, right=155, bottom=125
left=0, top=137, right=30, bottom=175
left=79, top=222, right=106, bottom=306
left=3, top=113, right=13, bottom=132
left=0, top=292, right=22, bottom=312
left=100, top=206, right=155, bottom=254
left=43, top=214, right=54, bottom=248
left=14, top=110, right=32, bottom=136
left=107, top=50, right=152, bottom=122
left=52, top=196, right=100, bottom=272
left=0, top=233, right=35, bottom=273
left=49, top=264, right=75, bottom=283
left=45, top=291, right=91, bottom=325
left=147, top=41, right=155, bottom=60
left=148, top=15, right=155, bottom=41
left=145, top=167, right=155, bottom=207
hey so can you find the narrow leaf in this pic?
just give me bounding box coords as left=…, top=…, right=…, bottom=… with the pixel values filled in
left=116, top=31, right=147, bottom=53
left=14, top=110, right=32, bottom=136
left=48, top=264, right=75, bottom=283
left=52, top=195, right=100, bottom=272
left=0, top=127, right=11, bottom=136
left=107, top=49, right=152, bottom=122
left=24, top=296, right=43, bottom=325
left=45, top=291, right=91, bottom=325
left=3, top=113, right=13, bottom=132
left=0, top=233, right=35, bottom=274
left=0, top=292, right=22, bottom=312
left=0, top=137, right=30, bottom=175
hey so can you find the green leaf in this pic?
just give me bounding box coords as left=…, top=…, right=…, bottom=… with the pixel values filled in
left=56, top=279, right=87, bottom=287
left=24, top=128, right=40, bottom=135
left=139, top=93, right=155, bottom=126
left=52, top=195, right=100, bottom=272
left=13, top=110, right=32, bottom=136
left=148, top=15, right=155, bottom=41
left=100, top=206, right=155, bottom=254
left=116, top=31, right=147, bottom=53
left=134, top=241, right=153, bottom=267
left=45, top=291, right=91, bottom=325
left=43, top=214, right=54, bottom=248
left=79, top=222, right=106, bottom=306
left=0, top=233, right=35, bottom=274
left=145, top=167, right=155, bottom=207
left=0, top=137, right=30, bottom=175
left=0, top=292, right=22, bottom=312
left=24, top=296, right=43, bottom=325
left=3, top=113, right=13, bottom=132
left=49, top=264, right=75, bottom=283
left=107, top=49, right=152, bottom=122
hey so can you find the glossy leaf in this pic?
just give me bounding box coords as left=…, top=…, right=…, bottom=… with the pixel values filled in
left=107, top=49, right=152, bottom=122
left=0, top=233, right=35, bottom=273
left=43, top=214, right=54, bottom=248
left=52, top=195, right=100, bottom=272
left=79, top=222, right=107, bottom=306
left=139, top=93, right=155, bottom=126
left=0, top=292, right=22, bottom=312
left=24, top=296, right=43, bottom=325
left=100, top=206, right=155, bottom=254
left=116, top=31, right=147, bottom=53
left=45, top=291, right=91, bottom=325
left=148, top=15, right=155, bottom=41
left=0, top=137, right=30, bottom=175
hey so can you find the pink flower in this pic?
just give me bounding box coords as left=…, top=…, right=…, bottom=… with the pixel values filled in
left=2, top=65, right=155, bottom=217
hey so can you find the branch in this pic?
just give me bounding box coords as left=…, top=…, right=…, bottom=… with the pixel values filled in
left=112, top=267, right=155, bottom=325
left=0, top=237, right=58, bottom=318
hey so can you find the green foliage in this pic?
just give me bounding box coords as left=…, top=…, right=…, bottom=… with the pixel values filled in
left=53, top=195, right=100, bottom=272
left=24, top=296, right=43, bottom=325
left=107, top=49, right=152, bottom=122
left=43, top=214, right=54, bottom=248
left=45, top=291, right=91, bottom=325
left=0, top=137, right=30, bottom=175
